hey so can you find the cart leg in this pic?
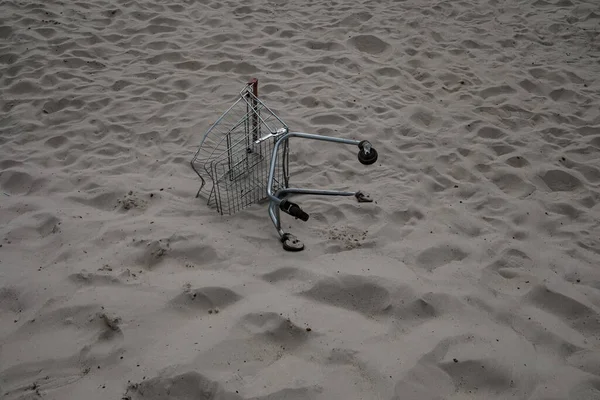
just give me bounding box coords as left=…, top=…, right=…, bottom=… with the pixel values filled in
left=282, top=188, right=373, bottom=203
left=269, top=199, right=304, bottom=251
left=268, top=200, right=283, bottom=237
left=265, top=131, right=378, bottom=252
left=278, top=188, right=356, bottom=197
left=266, top=132, right=377, bottom=206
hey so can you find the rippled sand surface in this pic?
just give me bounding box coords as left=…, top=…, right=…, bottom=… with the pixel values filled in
left=1, top=0, right=600, bottom=399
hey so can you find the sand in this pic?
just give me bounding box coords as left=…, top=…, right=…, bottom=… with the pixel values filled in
left=1, top=0, right=600, bottom=399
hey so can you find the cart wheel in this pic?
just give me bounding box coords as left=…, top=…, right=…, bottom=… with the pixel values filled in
left=281, top=233, right=304, bottom=252
left=358, top=141, right=378, bottom=165
left=355, top=191, right=373, bottom=203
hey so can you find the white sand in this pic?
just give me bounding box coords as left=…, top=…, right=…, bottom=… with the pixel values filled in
left=1, top=0, right=600, bottom=399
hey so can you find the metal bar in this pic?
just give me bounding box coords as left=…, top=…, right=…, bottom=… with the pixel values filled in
left=194, top=175, right=206, bottom=198
left=249, top=78, right=259, bottom=142
left=245, top=93, right=251, bottom=173
left=277, top=188, right=357, bottom=197
left=276, top=131, right=360, bottom=146
left=283, top=138, right=290, bottom=188
left=212, top=162, right=224, bottom=215
left=207, top=185, right=215, bottom=207
left=226, top=130, right=233, bottom=181
left=268, top=201, right=284, bottom=238
left=232, top=153, right=241, bottom=213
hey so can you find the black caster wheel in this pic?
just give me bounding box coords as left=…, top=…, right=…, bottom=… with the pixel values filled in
left=281, top=233, right=304, bottom=252
left=355, top=191, right=373, bottom=203
left=358, top=140, right=378, bottom=165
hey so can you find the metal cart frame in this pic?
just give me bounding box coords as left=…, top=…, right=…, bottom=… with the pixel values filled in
left=191, top=79, right=378, bottom=251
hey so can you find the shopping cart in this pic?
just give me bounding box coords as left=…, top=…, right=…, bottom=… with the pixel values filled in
left=190, top=79, right=378, bottom=251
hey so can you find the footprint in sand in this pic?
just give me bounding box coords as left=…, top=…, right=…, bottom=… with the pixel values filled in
left=539, top=169, right=582, bottom=192
left=416, top=245, right=468, bottom=272
left=348, top=34, right=390, bottom=55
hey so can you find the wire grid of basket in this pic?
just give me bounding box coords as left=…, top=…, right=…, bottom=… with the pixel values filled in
left=191, top=85, right=290, bottom=215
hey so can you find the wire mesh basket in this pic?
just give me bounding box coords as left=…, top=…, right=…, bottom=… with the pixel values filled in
left=191, top=79, right=378, bottom=251
left=191, top=79, right=289, bottom=215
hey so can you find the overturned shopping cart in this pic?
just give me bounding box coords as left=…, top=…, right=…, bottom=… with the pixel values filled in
left=190, top=79, right=378, bottom=251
